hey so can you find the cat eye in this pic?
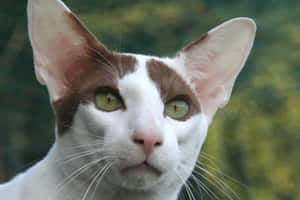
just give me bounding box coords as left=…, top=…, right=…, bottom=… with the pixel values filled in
left=94, top=88, right=123, bottom=111
left=165, top=98, right=189, bottom=120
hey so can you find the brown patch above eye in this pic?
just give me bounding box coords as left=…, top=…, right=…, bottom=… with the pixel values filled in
left=52, top=44, right=137, bottom=135
left=146, top=59, right=201, bottom=120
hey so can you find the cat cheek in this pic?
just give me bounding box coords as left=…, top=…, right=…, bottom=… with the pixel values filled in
left=78, top=104, right=116, bottom=133
left=157, top=144, right=180, bottom=172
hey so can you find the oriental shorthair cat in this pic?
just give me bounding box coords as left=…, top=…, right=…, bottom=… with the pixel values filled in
left=0, top=0, right=256, bottom=199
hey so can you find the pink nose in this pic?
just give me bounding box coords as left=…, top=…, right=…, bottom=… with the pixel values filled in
left=133, top=131, right=163, bottom=156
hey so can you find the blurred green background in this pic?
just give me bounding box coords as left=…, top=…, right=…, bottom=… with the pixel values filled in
left=0, top=0, right=300, bottom=199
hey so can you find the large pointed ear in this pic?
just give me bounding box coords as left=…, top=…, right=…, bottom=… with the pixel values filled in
left=28, top=0, right=108, bottom=101
left=176, top=18, right=256, bottom=122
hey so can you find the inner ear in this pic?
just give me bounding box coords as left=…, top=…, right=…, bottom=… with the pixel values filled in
left=28, top=0, right=111, bottom=101
left=176, top=18, right=256, bottom=122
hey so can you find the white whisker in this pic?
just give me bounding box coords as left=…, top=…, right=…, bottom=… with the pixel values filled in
left=197, top=160, right=248, bottom=189
left=194, top=163, right=239, bottom=200
left=65, top=142, right=105, bottom=150
left=81, top=163, right=108, bottom=200
left=85, top=46, right=118, bottom=76
left=175, top=168, right=196, bottom=200
left=190, top=174, right=219, bottom=200
left=55, top=156, right=112, bottom=196
left=59, top=122, right=104, bottom=139
left=57, top=149, right=102, bottom=165
left=91, top=162, right=114, bottom=200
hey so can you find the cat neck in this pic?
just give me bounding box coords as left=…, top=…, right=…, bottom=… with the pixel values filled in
left=30, top=142, right=181, bottom=200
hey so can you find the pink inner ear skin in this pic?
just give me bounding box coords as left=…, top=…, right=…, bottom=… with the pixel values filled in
left=178, top=18, right=256, bottom=122
left=28, top=0, right=104, bottom=101
left=62, top=48, right=93, bottom=87
left=196, top=85, right=226, bottom=118
left=64, top=61, right=87, bottom=87
left=35, top=47, right=87, bottom=100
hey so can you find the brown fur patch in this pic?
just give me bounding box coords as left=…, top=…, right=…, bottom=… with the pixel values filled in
left=52, top=44, right=136, bottom=135
left=53, top=51, right=137, bottom=134
left=146, top=59, right=201, bottom=121
left=51, top=11, right=137, bottom=135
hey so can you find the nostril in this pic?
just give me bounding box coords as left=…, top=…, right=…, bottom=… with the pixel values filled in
left=154, top=141, right=162, bottom=146
left=134, top=138, right=144, bottom=145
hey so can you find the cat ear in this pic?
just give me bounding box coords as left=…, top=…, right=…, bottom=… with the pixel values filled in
left=176, top=18, right=256, bottom=122
left=28, top=0, right=106, bottom=101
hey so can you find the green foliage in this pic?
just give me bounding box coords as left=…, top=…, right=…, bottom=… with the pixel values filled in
left=0, top=0, right=299, bottom=199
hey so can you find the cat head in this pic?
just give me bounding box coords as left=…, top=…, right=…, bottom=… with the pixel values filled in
left=28, top=0, right=256, bottom=194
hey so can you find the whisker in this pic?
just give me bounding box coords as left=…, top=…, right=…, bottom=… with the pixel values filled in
left=55, top=156, right=112, bottom=195
left=175, top=169, right=196, bottom=200
left=85, top=46, right=118, bottom=75
left=117, top=53, right=124, bottom=78
left=181, top=152, right=242, bottom=200
left=193, top=170, right=227, bottom=200
left=179, top=163, right=219, bottom=200
left=194, top=163, right=239, bottom=200
left=64, top=142, right=105, bottom=150
left=196, top=162, right=237, bottom=194
left=57, top=149, right=103, bottom=165
left=198, top=152, right=221, bottom=169
left=81, top=163, right=109, bottom=200
left=59, top=122, right=104, bottom=139
left=186, top=176, right=204, bottom=200
left=197, top=160, right=248, bottom=189
left=93, top=58, right=118, bottom=77
left=190, top=173, right=219, bottom=200
left=91, top=162, right=114, bottom=200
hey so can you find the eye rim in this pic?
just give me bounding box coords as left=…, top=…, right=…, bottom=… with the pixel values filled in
left=94, top=87, right=125, bottom=112
left=164, top=95, right=190, bottom=121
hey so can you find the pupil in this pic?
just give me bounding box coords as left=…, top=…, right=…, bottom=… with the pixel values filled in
left=174, top=104, right=177, bottom=112
left=107, top=94, right=112, bottom=104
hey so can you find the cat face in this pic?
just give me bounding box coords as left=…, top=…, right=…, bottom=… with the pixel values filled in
left=54, top=53, right=209, bottom=190
left=28, top=0, right=256, bottom=194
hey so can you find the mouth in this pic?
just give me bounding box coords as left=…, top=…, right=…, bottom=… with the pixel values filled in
left=121, top=161, right=162, bottom=176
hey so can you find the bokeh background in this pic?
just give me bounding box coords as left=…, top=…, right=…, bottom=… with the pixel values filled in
left=1, top=0, right=300, bottom=199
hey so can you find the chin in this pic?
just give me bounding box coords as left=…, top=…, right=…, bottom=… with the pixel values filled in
left=108, top=165, right=166, bottom=190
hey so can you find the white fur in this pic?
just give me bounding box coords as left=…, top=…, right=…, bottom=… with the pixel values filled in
left=1, top=0, right=255, bottom=199
left=0, top=55, right=208, bottom=200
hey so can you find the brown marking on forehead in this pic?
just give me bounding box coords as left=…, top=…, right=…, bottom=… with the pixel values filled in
left=64, top=11, right=138, bottom=83
left=51, top=11, right=138, bottom=135
left=146, top=59, right=201, bottom=120
left=52, top=42, right=137, bottom=134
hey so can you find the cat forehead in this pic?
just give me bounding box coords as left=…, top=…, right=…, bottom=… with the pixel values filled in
left=53, top=53, right=200, bottom=135
left=121, top=54, right=200, bottom=107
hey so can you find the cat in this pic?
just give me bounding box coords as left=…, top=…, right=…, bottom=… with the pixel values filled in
left=0, top=0, right=256, bottom=199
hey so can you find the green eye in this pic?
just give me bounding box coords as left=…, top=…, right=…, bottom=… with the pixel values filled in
left=165, top=99, right=189, bottom=120
left=95, top=90, right=123, bottom=111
